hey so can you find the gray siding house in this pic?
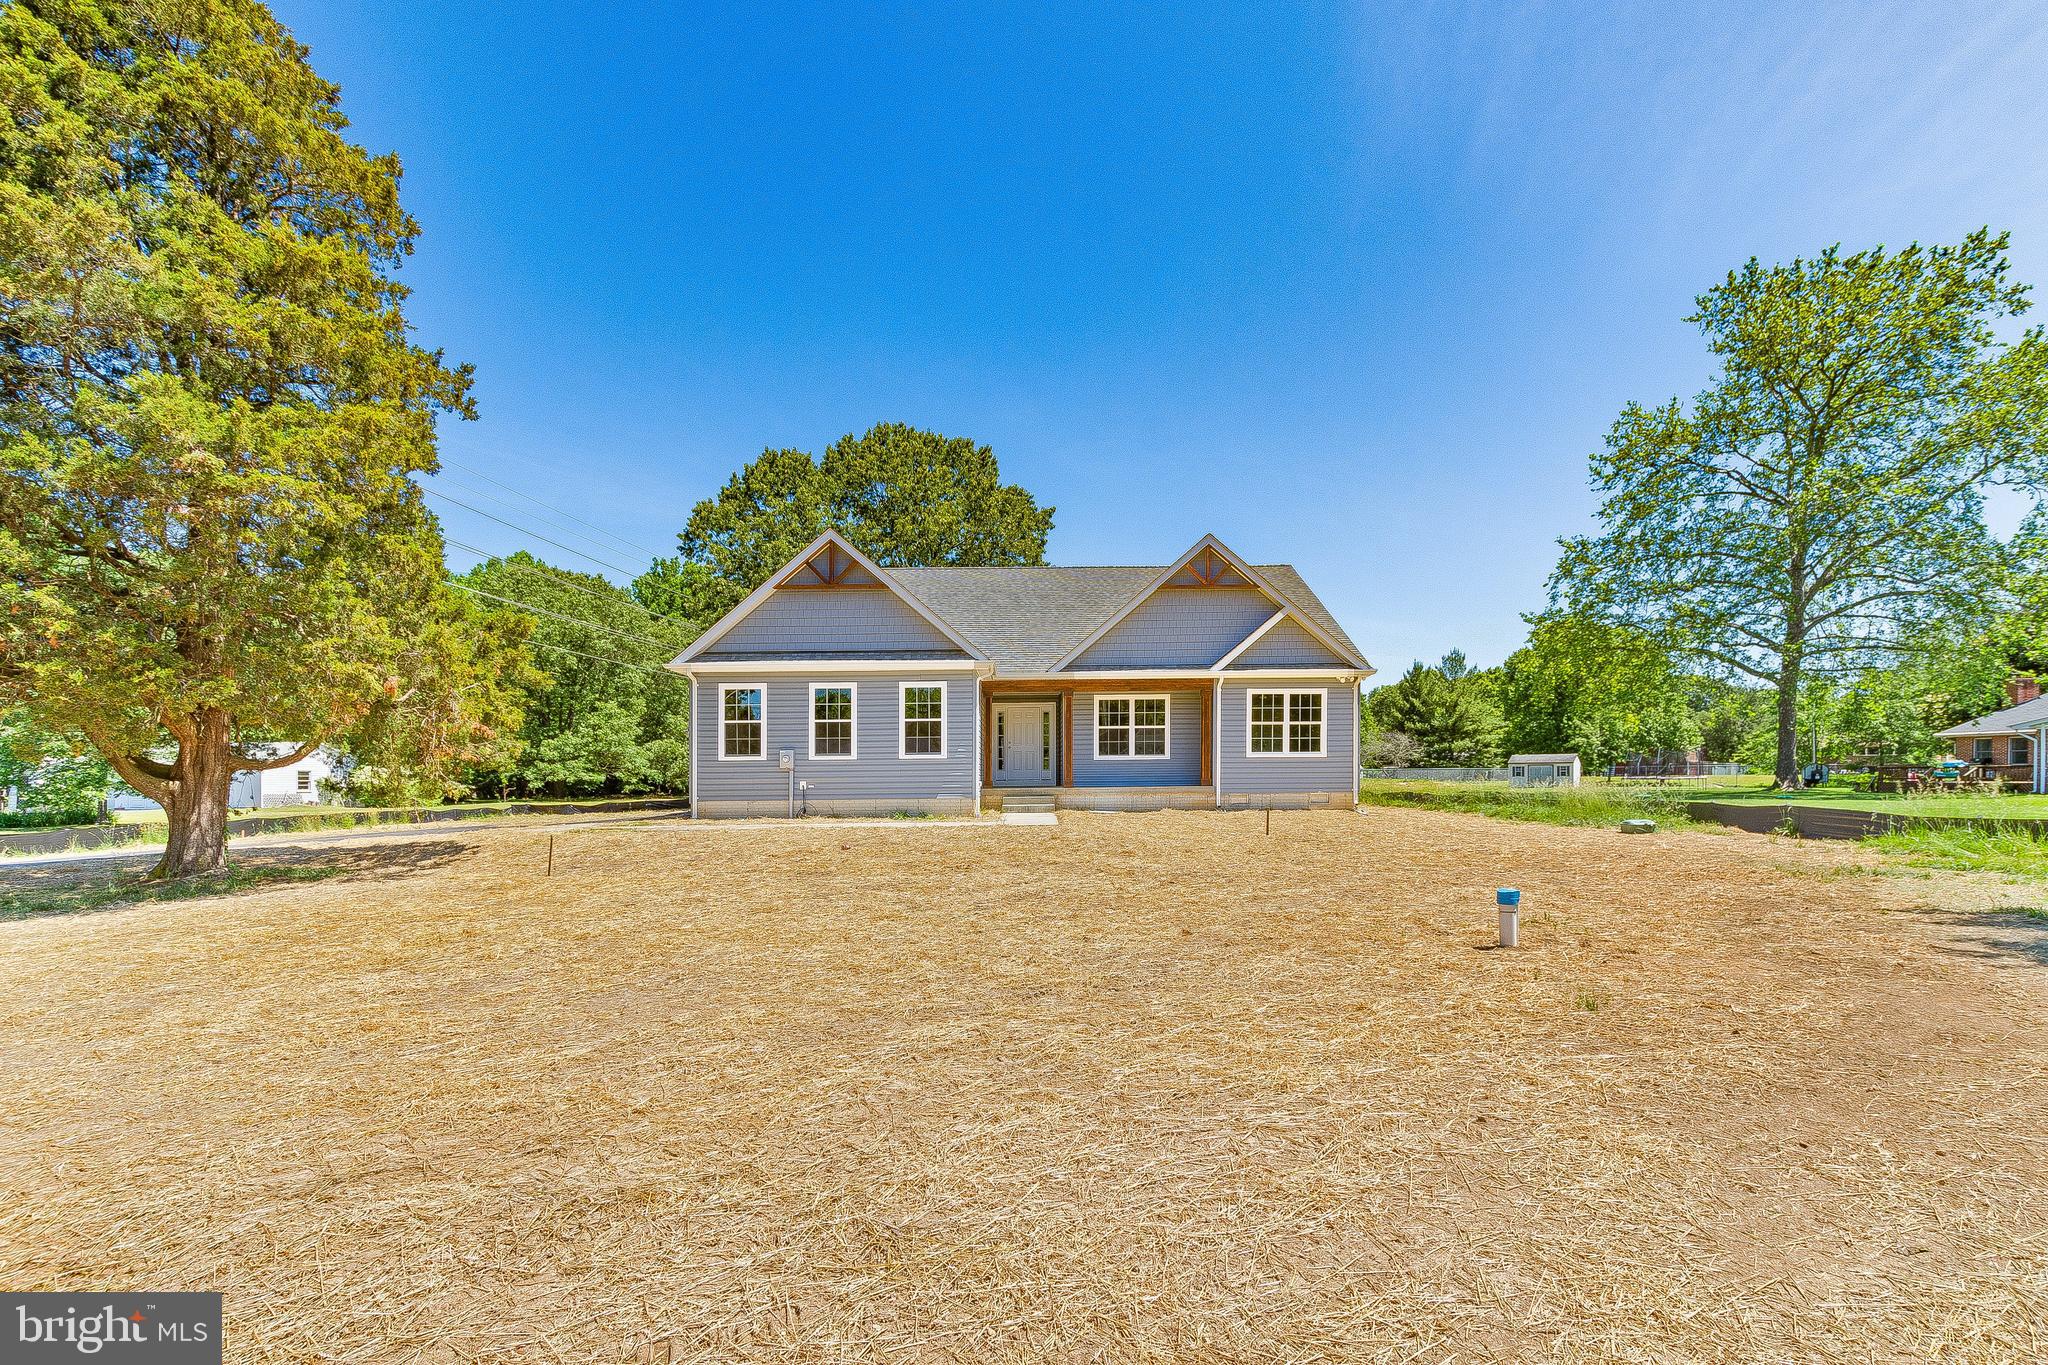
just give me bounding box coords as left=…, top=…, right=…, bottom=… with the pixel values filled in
left=671, top=532, right=1374, bottom=817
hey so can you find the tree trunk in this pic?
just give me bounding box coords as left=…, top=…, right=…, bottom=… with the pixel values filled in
left=1774, top=661, right=1802, bottom=790
left=151, top=717, right=234, bottom=880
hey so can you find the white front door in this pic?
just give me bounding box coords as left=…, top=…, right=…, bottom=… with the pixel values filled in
left=993, top=702, right=1056, bottom=786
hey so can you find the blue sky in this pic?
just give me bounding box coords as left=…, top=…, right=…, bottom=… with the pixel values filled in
left=291, top=0, right=2048, bottom=677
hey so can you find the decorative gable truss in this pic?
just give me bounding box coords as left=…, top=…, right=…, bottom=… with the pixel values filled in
left=1053, top=534, right=1369, bottom=674
left=672, top=530, right=987, bottom=666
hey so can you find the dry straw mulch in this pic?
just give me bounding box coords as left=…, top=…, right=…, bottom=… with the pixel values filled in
left=2, top=809, right=2046, bottom=1362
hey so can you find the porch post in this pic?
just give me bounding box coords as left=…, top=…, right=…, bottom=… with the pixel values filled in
left=1060, top=688, right=1074, bottom=788
left=983, top=688, right=994, bottom=789
left=1198, top=685, right=1212, bottom=787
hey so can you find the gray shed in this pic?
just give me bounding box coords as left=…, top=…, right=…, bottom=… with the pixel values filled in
left=1508, top=753, right=1581, bottom=788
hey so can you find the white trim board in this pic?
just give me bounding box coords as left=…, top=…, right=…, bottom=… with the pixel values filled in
left=683, top=659, right=989, bottom=675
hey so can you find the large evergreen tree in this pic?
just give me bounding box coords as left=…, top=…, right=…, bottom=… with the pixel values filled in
left=0, top=0, right=512, bottom=875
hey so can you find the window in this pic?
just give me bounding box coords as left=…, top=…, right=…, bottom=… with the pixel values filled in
left=1974, top=738, right=1995, bottom=765
left=296, top=770, right=312, bottom=792
left=900, top=682, right=945, bottom=757
left=1247, top=689, right=1325, bottom=756
left=1095, top=695, right=1168, bottom=759
left=810, top=684, right=855, bottom=759
left=720, top=685, right=765, bottom=759
left=2014, top=736, right=2034, bottom=767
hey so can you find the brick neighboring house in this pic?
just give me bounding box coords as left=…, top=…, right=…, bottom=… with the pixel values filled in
left=1934, top=676, right=2047, bottom=791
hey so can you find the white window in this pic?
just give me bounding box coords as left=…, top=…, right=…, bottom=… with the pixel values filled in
left=1973, top=738, right=1995, bottom=765
left=720, top=684, right=766, bottom=759
left=809, top=684, right=856, bottom=759
left=900, top=682, right=946, bottom=758
left=1095, top=695, right=1169, bottom=759
left=296, top=770, right=313, bottom=792
left=1247, top=689, right=1325, bottom=756
left=2014, top=736, right=2034, bottom=767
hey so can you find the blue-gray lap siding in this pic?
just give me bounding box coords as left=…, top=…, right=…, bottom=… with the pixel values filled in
left=1228, top=616, right=1348, bottom=669
left=1216, top=678, right=1356, bottom=794
left=1070, top=690, right=1204, bottom=787
left=1072, top=587, right=1278, bottom=668
left=700, top=586, right=964, bottom=657
left=692, top=674, right=977, bottom=808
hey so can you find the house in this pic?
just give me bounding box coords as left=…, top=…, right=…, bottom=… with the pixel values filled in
left=1934, top=676, right=2046, bottom=792
left=1508, top=753, right=1581, bottom=787
left=106, top=743, right=347, bottom=813
left=669, top=532, right=1373, bottom=817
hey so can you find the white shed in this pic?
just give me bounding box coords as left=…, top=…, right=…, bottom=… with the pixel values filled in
left=1508, top=753, right=1581, bottom=788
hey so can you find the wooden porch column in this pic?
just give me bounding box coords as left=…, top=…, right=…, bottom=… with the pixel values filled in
left=1060, top=688, right=1074, bottom=788
left=1198, top=686, right=1212, bottom=787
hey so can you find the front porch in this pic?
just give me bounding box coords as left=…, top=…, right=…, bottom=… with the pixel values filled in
left=981, top=679, right=1214, bottom=794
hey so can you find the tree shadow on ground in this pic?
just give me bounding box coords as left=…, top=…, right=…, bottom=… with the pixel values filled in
left=1895, top=907, right=2048, bottom=970
left=0, top=839, right=475, bottom=922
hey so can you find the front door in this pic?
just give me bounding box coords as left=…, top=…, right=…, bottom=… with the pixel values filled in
left=993, top=702, right=1056, bottom=785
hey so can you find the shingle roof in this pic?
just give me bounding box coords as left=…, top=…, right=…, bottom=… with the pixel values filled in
left=1934, top=694, right=2048, bottom=737
left=891, top=563, right=1367, bottom=675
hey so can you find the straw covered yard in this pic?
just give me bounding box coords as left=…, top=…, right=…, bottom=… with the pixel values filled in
left=2, top=809, right=2046, bottom=1362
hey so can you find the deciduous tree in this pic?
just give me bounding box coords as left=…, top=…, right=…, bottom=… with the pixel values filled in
left=668, top=424, right=1055, bottom=618
left=1552, top=231, right=2048, bottom=786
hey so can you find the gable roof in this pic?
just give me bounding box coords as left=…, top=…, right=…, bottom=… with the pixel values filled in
left=894, top=558, right=1367, bottom=675
left=671, top=531, right=1370, bottom=677
left=1935, top=693, right=2048, bottom=737
left=672, top=530, right=987, bottom=666
left=1042, top=535, right=1369, bottom=673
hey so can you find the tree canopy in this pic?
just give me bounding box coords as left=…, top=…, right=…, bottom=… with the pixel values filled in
left=1367, top=655, right=1502, bottom=765
left=1498, top=614, right=1703, bottom=769
left=651, top=423, right=1055, bottom=620
left=0, top=0, right=516, bottom=874
left=456, top=554, right=695, bottom=797
left=1551, top=231, right=2048, bottom=785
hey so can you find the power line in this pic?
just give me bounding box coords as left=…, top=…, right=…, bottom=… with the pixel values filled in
left=439, top=457, right=671, bottom=558
left=422, top=487, right=645, bottom=578
left=431, top=462, right=671, bottom=561
left=451, top=582, right=677, bottom=649
left=527, top=637, right=676, bottom=677
left=443, top=536, right=636, bottom=606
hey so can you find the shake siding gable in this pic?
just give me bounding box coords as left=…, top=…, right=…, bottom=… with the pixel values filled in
left=1070, top=692, right=1203, bottom=787
left=1069, top=587, right=1278, bottom=669
left=691, top=674, right=976, bottom=815
left=1217, top=679, right=1355, bottom=795
left=699, top=586, right=964, bottom=658
left=1227, top=616, right=1348, bottom=669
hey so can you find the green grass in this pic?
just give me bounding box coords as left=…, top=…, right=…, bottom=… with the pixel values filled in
left=0, top=862, right=346, bottom=921
left=1356, top=779, right=1700, bottom=829
left=1688, top=788, right=2048, bottom=818
left=1866, top=824, right=2048, bottom=887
